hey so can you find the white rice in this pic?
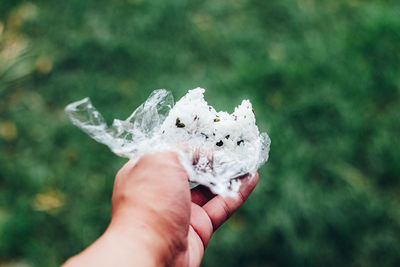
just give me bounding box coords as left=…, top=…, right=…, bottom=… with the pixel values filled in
left=159, top=88, right=269, bottom=196
left=65, top=87, right=270, bottom=197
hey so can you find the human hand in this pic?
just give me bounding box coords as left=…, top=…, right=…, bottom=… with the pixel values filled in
left=63, top=152, right=258, bottom=267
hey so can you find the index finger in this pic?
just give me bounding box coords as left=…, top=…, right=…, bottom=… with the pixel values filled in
left=202, top=173, right=259, bottom=231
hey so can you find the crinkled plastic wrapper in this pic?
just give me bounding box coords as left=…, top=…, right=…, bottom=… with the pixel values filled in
left=65, top=88, right=270, bottom=197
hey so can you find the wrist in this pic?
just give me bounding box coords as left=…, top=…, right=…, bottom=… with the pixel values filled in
left=63, top=214, right=171, bottom=267
left=108, top=209, right=176, bottom=265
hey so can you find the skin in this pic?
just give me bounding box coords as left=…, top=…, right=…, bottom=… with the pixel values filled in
left=63, top=152, right=259, bottom=267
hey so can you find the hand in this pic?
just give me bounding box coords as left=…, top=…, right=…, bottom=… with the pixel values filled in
left=63, top=152, right=258, bottom=267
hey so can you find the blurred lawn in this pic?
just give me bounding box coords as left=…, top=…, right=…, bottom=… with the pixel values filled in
left=1, top=0, right=400, bottom=266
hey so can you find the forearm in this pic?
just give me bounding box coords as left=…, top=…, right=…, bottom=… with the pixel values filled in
left=62, top=218, right=170, bottom=267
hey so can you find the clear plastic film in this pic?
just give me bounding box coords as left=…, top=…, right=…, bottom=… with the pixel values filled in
left=65, top=88, right=270, bottom=197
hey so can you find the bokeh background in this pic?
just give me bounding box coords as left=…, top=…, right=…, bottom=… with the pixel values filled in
left=1, top=0, right=400, bottom=266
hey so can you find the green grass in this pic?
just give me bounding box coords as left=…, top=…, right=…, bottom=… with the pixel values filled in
left=1, top=0, right=400, bottom=266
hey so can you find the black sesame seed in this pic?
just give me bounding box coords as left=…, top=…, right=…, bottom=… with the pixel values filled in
left=216, top=140, right=223, bottom=147
left=237, top=140, right=244, bottom=146
left=175, top=118, right=185, bottom=128
left=225, top=135, right=230, bottom=139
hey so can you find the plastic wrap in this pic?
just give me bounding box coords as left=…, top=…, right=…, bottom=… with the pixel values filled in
left=65, top=88, right=270, bottom=197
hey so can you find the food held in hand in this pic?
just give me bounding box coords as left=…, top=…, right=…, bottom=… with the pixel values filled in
left=65, top=88, right=270, bottom=196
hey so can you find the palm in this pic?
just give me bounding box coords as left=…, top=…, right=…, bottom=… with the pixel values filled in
left=114, top=154, right=259, bottom=267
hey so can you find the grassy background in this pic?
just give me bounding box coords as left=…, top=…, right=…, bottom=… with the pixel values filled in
left=1, top=0, right=400, bottom=266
